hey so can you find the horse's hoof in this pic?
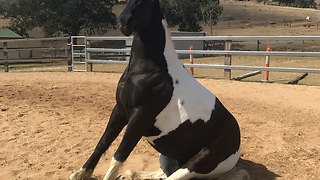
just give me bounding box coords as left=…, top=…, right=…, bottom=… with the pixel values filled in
left=118, top=170, right=136, bottom=180
left=118, top=169, right=166, bottom=180
left=69, top=168, right=92, bottom=180
left=234, top=169, right=250, bottom=180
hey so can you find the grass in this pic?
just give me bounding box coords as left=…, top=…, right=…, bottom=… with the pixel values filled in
left=0, top=62, right=68, bottom=72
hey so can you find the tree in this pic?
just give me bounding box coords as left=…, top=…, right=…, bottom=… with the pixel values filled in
left=160, top=0, right=179, bottom=29
left=293, top=0, right=317, bottom=8
left=272, top=0, right=317, bottom=8
left=0, top=0, right=117, bottom=37
left=160, top=0, right=223, bottom=32
left=0, top=0, right=41, bottom=37
left=200, top=0, right=223, bottom=35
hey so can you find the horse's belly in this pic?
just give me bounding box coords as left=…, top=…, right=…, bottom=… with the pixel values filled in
left=146, top=118, right=213, bottom=160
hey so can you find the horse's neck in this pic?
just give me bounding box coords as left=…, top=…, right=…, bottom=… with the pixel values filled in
left=129, top=18, right=179, bottom=72
left=137, top=20, right=177, bottom=55
left=133, top=19, right=165, bottom=55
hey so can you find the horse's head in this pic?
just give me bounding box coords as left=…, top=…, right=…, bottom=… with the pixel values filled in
left=119, top=0, right=161, bottom=36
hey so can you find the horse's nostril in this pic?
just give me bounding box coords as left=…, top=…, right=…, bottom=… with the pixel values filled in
left=119, top=13, right=134, bottom=36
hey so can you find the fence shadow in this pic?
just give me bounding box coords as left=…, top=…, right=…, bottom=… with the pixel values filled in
left=236, top=158, right=280, bottom=180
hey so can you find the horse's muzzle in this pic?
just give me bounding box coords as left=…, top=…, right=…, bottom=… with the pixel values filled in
left=120, top=25, right=133, bottom=36
left=119, top=13, right=134, bottom=36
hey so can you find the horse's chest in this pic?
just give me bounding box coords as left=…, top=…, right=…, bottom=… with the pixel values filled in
left=144, top=68, right=217, bottom=144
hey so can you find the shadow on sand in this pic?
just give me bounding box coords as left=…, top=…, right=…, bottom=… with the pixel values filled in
left=93, top=158, right=280, bottom=180
left=236, top=158, right=280, bottom=180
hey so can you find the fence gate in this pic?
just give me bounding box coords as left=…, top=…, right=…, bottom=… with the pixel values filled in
left=71, top=36, right=87, bottom=71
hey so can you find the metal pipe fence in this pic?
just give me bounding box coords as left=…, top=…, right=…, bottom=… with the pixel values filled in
left=71, top=36, right=320, bottom=79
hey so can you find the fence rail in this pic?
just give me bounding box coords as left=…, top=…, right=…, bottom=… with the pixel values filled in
left=2, top=36, right=320, bottom=79
left=86, top=48, right=320, bottom=57
left=86, top=36, right=320, bottom=41
left=73, top=35, right=320, bottom=79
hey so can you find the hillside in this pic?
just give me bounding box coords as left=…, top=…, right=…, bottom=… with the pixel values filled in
left=109, top=1, right=320, bottom=36
left=1, top=1, right=320, bottom=37
left=211, top=1, right=320, bottom=36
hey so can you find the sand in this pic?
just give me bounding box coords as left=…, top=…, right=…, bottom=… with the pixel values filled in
left=0, top=72, right=319, bottom=180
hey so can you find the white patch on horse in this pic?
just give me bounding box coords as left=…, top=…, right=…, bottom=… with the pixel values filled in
left=103, top=157, right=122, bottom=180
left=145, top=20, right=216, bottom=144
left=166, top=168, right=192, bottom=180
left=166, top=150, right=240, bottom=179
left=205, top=149, right=240, bottom=177
left=69, top=168, right=93, bottom=180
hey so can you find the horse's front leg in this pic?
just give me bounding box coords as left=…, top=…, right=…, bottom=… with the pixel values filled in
left=69, top=104, right=128, bottom=180
left=103, top=107, right=157, bottom=180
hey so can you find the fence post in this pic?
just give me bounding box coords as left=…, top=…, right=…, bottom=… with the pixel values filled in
left=50, top=39, right=54, bottom=65
left=86, top=40, right=92, bottom=72
left=264, top=46, right=271, bottom=81
left=4, top=41, right=8, bottom=72
left=224, top=40, right=232, bottom=80
left=289, top=20, right=292, bottom=28
left=68, top=37, right=73, bottom=71
left=189, top=45, right=194, bottom=76
left=257, top=40, right=261, bottom=51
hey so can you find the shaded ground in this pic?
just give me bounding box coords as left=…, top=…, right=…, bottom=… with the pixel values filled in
left=0, top=72, right=319, bottom=180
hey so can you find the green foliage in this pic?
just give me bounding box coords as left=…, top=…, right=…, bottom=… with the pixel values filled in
left=293, top=0, right=317, bottom=8
left=160, top=0, right=179, bottom=29
left=0, top=0, right=117, bottom=37
left=160, top=0, right=223, bottom=32
left=0, top=0, right=40, bottom=37
left=272, top=0, right=317, bottom=8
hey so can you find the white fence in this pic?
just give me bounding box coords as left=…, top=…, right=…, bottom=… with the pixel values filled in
left=71, top=36, right=320, bottom=79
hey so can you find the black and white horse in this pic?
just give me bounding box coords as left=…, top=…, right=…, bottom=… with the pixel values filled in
left=70, top=0, right=249, bottom=179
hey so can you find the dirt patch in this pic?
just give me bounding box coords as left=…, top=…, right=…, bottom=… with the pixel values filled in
left=0, top=72, right=319, bottom=180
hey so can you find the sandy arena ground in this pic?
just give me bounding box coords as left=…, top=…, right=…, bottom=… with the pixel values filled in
left=0, top=72, right=319, bottom=180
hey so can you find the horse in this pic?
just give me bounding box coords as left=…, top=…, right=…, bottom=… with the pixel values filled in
left=69, top=0, right=249, bottom=179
